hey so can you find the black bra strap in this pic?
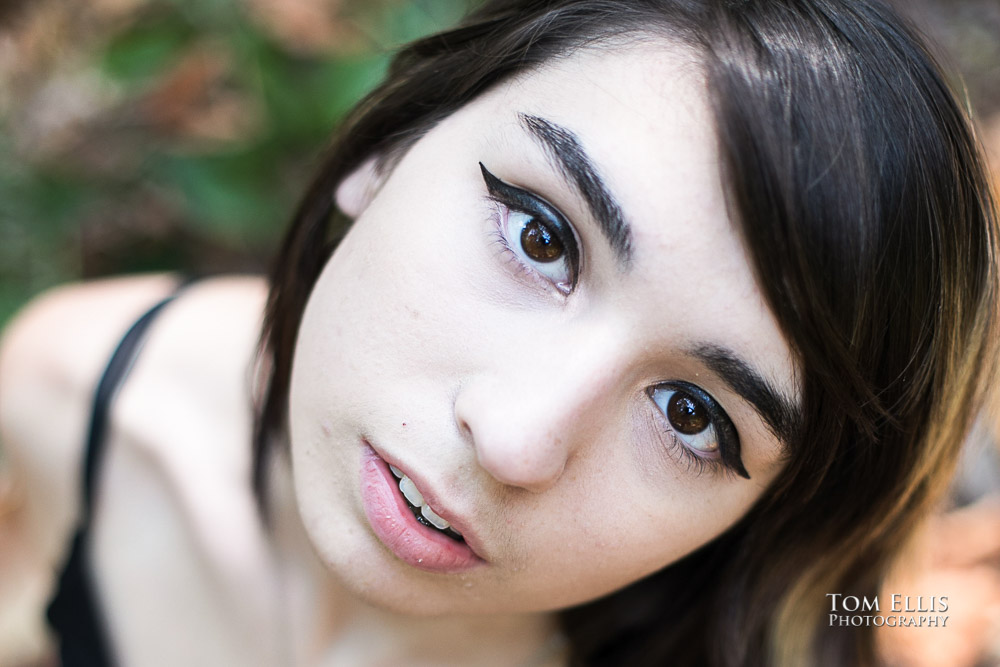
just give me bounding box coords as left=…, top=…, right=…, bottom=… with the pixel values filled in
left=80, top=292, right=179, bottom=520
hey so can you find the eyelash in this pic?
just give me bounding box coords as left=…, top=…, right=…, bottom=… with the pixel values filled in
left=664, top=433, right=724, bottom=477
left=663, top=430, right=748, bottom=481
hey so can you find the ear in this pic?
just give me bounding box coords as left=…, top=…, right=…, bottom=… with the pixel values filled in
left=334, top=156, right=384, bottom=218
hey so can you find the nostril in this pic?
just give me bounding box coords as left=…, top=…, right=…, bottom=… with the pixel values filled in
left=451, top=380, right=472, bottom=434
left=457, top=415, right=474, bottom=440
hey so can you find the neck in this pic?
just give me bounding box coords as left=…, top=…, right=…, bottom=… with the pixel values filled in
left=266, top=451, right=564, bottom=666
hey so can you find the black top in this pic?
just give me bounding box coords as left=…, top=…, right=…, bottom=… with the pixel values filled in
left=46, top=293, right=179, bottom=667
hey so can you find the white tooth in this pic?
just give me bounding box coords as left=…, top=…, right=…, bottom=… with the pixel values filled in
left=421, top=505, right=450, bottom=530
left=389, top=464, right=403, bottom=478
left=399, top=476, right=424, bottom=507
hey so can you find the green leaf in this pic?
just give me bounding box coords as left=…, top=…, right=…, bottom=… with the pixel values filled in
left=155, top=151, right=285, bottom=242
left=102, top=15, right=195, bottom=84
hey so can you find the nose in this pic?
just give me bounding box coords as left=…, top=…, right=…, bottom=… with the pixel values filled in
left=452, top=327, right=625, bottom=493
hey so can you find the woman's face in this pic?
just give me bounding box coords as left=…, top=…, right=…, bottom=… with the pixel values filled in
left=289, top=42, right=799, bottom=615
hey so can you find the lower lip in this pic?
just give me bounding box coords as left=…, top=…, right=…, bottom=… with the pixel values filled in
left=359, top=444, right=484, bottom=574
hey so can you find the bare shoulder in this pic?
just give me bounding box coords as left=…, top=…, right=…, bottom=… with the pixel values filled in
left=0, top=273, right=182, bottom=428
left=111, top=274, right=269, bottom=478
left=0, top=273, right=270, bottom=662
left=0, top=275, right=177, bottom=549
left=0, top=273, right=268, bottom=559
left=0, top=275, right=174, bottom=660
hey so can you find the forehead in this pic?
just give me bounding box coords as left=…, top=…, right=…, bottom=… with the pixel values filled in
left=501, top=40, right=715, bottom=229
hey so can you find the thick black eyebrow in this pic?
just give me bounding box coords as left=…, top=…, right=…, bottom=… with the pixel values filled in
left=518, top=113, right=633, bottom=265
left=691, top=343, right=801, bottom=452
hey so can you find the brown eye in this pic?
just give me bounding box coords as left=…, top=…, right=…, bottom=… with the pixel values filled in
left=520, top=219, right=564, bottom=263
left=667, top=391, right=710, bottom=435
left=649, top=384, right=745, bottom=475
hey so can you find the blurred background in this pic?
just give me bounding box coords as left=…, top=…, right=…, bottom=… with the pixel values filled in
left=0, top=0, right=479, bottom=326
left=0, top=0, right=998, bottom=327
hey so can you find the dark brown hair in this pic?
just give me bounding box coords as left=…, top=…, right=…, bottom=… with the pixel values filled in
left=253, top=1, right=999, bottom=665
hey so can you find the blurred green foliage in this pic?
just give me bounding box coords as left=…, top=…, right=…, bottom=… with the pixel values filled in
left=0, top=0, right=476, bottom=326
left=0, top=0, right=996, bottom=330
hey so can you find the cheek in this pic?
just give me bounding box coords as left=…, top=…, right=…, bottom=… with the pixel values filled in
left=311, top=202, right=474, bottom=363
left=507, top=454, right=764, bottom=609
left=289, top=176, right=496, bottom=446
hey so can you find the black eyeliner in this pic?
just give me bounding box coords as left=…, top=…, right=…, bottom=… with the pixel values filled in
left=478, top=162, right=581, bottom=288
left=660, top=380, right=750, bottom=480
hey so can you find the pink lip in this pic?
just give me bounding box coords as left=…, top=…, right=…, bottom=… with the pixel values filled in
left=360, top=443, right=485, bottom=573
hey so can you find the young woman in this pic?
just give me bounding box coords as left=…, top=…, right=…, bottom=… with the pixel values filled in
left=1, top=0, right=996, bottom=665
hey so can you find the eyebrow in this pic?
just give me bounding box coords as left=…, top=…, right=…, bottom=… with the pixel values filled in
left=518, top=113, right=633, bottom=266
left=691, top=343, right=801, bottom=452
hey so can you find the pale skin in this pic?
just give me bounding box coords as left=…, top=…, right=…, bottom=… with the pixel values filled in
left=0, top=43, right=798, bottom=665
